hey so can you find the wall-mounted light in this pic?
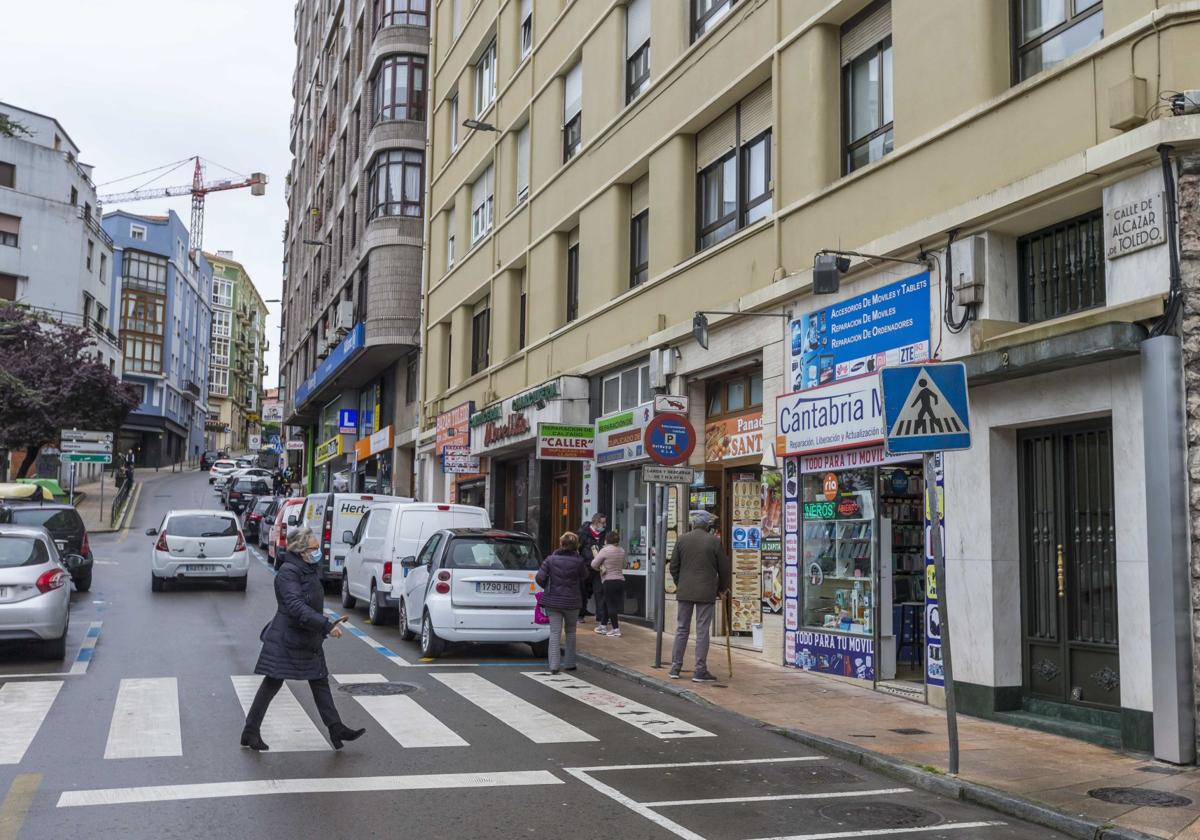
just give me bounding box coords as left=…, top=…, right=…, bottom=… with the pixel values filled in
left=812, top=249, right=930, bottom=295
left=462, top=119, right=498, bottom=132
left=692, top=310, right=791, bottom=352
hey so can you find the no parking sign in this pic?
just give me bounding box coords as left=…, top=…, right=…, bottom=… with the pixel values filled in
left=643, top=413, right=696, bottom=466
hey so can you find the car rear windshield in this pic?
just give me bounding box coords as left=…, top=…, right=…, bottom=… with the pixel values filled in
left=166, top=516, right=238, bottom=538
left=7, top=508, right=82, bottom=538
left=445, top=538, right=540, bottom=571
left=0, top=536, right=49, bottom=567
left=235, top=479, right=270, bottom=493
left=254, top=499, right=274, bottom=514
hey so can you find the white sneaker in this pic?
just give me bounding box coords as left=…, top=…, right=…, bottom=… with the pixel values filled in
left=606, top=629, right=622, bottom=637
left=593, top=625, right=610, bottom=634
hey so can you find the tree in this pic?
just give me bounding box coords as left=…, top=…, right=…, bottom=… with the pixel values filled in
left=0, top=115, right=31, bottom=139
left=0, top=305, right=140, bottom=478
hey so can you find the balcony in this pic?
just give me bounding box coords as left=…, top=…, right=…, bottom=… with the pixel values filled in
left=184, top=380, right=202, bottom=398
left=78, top=206, right=113, bottom=251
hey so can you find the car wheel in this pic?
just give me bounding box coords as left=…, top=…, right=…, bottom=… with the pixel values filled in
left=74, top=569, right=92, bottom=593
left=420, top=612, right=445, bottom=659
left=42, top=619, right=68, bottom=661
left=232, top=575, right=247, bottom=592
left=341, top=574, right=356, bottom=609
left=368, top=585, right=397, bottom=626
left=398, top=599, right=416, bottom=641
left=151, top=574, right=165, bottom=592
left=530, top=640, right=550, bottom=658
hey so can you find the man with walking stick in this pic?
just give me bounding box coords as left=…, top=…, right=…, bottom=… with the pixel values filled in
left=668, top=511, right=730, bottom=683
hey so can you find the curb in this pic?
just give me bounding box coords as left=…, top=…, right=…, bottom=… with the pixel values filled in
left=576, top=651, right=1159, bottom=840
left=112, top=481, right=141, bottom=532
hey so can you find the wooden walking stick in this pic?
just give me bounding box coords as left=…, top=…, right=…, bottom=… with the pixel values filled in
left=720, top=590, right=729, bottom=676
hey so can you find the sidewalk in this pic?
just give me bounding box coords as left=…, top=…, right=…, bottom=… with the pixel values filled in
left=576, top=621, right=1200, bottom=840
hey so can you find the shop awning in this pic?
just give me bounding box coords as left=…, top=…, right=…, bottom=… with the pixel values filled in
left=962, top=322, right=1147, bottom=386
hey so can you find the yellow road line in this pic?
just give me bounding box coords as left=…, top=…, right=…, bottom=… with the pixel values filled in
left=0, top=773, right=41, bottom=840
left=116, top=481, right=144, bottom=544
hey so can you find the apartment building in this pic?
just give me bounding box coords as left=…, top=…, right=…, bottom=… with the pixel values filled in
left=279, top=0, right=426, bottom=497
left=204, top=251, right=269, bottom=453
left=102, top=209, right=212, bottom=467
left=419, top=0, right=1200, bottom=759
left=0, top=102, right=121, bottom=374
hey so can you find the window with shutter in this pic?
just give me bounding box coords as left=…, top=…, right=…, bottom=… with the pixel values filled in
left=626, top=0, right=651, bottom=103
left=516, top=122, right=530, bottom=201
left=695, top=83, right=773, bottom=251
left=842, top=2, right=893, bottom=173
left=563, top=62, right=583, bottom=162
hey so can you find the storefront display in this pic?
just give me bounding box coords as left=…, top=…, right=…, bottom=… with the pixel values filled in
left=436, top=402, right=480, bottom=503
left=729, top=474, right=762, bottom=632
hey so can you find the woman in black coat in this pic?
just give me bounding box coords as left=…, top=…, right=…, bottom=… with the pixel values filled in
left=535, top=532, right=589, bottom=674
left=240, top=525, right=366, bottom=751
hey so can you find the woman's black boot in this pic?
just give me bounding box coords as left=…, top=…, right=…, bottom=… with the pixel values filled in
left=328, top=723, right=366, bottom=750
left=240, top=727, right=269, bottom=751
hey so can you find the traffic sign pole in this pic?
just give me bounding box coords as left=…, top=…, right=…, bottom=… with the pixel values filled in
left=925, top=452, right=959, bottom=775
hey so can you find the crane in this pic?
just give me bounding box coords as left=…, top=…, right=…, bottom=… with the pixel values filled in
left=99, top=156, right=267, bottom=250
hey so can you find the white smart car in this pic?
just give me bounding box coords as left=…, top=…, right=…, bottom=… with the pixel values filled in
left=398, top=528, right=548, bottom=659
left=147, top=510, right=249, bottom=591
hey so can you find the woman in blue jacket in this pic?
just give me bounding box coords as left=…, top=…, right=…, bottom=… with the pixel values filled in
left=240, top=526, right=366, bottom=751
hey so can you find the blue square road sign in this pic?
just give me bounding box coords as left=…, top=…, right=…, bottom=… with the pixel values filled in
left=880, top=362, right=971, bottom=455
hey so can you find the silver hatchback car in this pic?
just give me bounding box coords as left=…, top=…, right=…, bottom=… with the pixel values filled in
left=0, top=525, right=73, bottom=658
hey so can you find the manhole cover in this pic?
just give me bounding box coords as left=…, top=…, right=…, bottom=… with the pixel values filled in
left=1088, top=787, right=1192, bottom=807
left=817, top=803, right=939, bottom=829
left=889, top=728, right=932, bottom=735
left=337, top=682, right=418, bottom=696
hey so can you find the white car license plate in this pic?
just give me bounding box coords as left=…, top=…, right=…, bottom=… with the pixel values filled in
left=183, top=564, right=217, bottom=573
left=477, top=582, right=521, bottom=595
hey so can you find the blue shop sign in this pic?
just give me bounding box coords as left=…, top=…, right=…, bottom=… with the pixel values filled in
left=789, top=272, right=930, bottom=391
left=295, top=322, right=365, bottom=408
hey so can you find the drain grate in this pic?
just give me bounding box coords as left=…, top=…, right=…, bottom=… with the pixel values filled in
left=817, top=802, right=940, bottom=829
left=1136, top=766, right=1181, bottom=776
left=889, top=728, right=932, bottom=735
left=338, top=682, right=418, bottom=696
left=1088, top=787, right=1192, bottom=807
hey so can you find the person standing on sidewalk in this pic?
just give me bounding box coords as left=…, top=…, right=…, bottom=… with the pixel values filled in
left=576, top=513, right=607, bottom=622
left=535, top=531, right=589, bottom=674
left=669, top=511, right=730, bottom=683
left=591, top=530, right=626, bottom=637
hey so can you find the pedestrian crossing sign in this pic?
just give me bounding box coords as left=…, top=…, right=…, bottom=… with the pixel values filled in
left=880, top=362, right=972, bottom=455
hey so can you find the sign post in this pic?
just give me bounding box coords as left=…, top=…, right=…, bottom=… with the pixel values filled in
left=880, top=362, right=971, bottom=776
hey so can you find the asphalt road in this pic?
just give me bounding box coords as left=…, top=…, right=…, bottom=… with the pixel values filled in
left=0, top=471, right=1067, bottom=839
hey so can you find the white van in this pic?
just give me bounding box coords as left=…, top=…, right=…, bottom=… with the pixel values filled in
left=297, top=492, right=412, bottom=585
left=340, top=502, right=490, bottom=625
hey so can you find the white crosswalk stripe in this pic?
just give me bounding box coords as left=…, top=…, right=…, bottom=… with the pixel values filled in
left=433, top=672, right=597, bottom=744
left=524, top=672, right=714, bottom=739
left=349, top=690, right=469, bottom=748
left=105, top=678, right=182, bottom=759
left=229, top=676, right=331, bottom=751
left=0, top=681, right=62, bottom=764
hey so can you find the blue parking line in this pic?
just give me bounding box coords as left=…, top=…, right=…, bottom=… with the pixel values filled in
left=86, top=626, right=100, bottom=638
left=76, top=649, right=93, bottom=662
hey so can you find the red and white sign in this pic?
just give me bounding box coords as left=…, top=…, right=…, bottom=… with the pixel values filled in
left=653, top=394, right=690, bottom=415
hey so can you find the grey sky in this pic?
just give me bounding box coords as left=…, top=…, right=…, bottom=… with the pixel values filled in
left=1, top=0, right=294, bottom=385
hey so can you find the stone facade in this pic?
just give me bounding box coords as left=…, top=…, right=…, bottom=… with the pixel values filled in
left=1180, top=152, right=1200, bottom=750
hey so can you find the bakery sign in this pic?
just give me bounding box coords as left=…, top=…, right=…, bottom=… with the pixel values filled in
left=1105, top=193, right=1164, bottom=259
left=704, top=409, right=763, bottom=463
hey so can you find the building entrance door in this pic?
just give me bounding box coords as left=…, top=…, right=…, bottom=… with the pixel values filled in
left=1018, top=422, right=1120, bottom=710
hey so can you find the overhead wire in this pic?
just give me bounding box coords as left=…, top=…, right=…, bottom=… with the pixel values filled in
left=96, top=156, right=193, bottom=188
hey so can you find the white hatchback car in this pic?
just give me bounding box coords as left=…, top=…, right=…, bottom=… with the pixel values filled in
left=0, top=525, right=72, bottom=659
left=208, top=460, right=237, bottom=485
left=398, top=528, right=548, bottom=659
left=147, top=510, right=249, bottom=591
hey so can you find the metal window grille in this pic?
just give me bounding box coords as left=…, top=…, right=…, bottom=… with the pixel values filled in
left=1018, top=211, right=1104, bottom=323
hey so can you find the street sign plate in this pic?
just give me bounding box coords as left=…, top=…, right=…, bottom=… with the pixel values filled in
left=60, top=441, right=113, bottom=453
left=880, top=363, right=971, bottom=454
left=62, top=453, right=112, bottom=464
left=60, top=430, right=113, bottom=443
left=653, top=394, right=690, bottom=415
left=642, top=465, right=694, bottom=484
left=643, top=413, right=697, bottom=466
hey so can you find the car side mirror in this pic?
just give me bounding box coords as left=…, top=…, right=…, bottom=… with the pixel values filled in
left=287, top=516, right=298, bottom=526
left=400, top=556, right=419, bottom=569
left=145, top=528, right=157, bottom=536
left=63, top=553, right=85, bottom=565
left=342, top=530, right=355, bottom=545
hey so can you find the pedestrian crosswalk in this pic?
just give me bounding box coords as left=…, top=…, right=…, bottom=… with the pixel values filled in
left=0, top=669, right=713, bottom=765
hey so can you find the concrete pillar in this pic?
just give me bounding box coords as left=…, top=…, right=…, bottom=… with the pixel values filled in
left=582, top=6, right=625, bottom=135
left=648, top=134, right=695, bottom=277
left=579, top=183, right=629, bottom=312
left=779, top=24, right=840, bottom=202
left=531, top=81, right=564, bottom=194
left=651, top=0, right=688, bottom=76
left=529, top=231, right=567, bottom=334
left=449, top=304, right=473, bottom=385
left=492, top=268, right=523, bottom=359
left=425, top=320, right=449, bottom=399
left=1178, top=152, right=1200, bottom=753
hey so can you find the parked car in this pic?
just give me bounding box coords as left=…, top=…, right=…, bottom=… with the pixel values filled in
left=0, top=504, right=93, bottom=591
left=268, top=497, right=305, bottom=565
left=235, top=457, right=256, bottom=469
left=216, top=466, right=272, bottom=493
left=199, top=450, right=224, bottom=470
left=298, top=491, right=412, bottom=586
left=398, top=528, right=547, bottom=659
left=244, top=496, right=279, bottom=544
left=208, top=460, right=237, bottom=485
left=0, top=524, right=74, bottom=658
left=225, top=477, right=271, bottom=514
left=342, top=503, right=490, bottom=626
left=146, top=510, right=248, bottom=591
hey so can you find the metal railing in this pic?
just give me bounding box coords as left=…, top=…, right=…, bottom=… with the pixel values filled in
left=110, top=478, right=134, bottom=529
left=78, top=206, right=114, bottom=250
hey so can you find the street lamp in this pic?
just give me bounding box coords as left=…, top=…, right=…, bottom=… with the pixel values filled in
left=812, top=249, right=929, bottom=295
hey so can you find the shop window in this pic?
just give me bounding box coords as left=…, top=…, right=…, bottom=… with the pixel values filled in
left=692, top=0, right=735, bottom=42
left=1018, top=210, right=1104, bottom=323
left=1013, top=0, right=1103, bottom=82
left=706, top=370, right=762, bottom=418
left=842, top=3, right=893, bottom=174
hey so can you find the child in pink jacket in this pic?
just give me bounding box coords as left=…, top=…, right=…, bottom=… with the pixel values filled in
left=591, top=531, right=626, bottom=637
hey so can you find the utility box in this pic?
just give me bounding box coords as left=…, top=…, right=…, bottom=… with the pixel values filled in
left=1109, top=76, right=1148, bottom=131
left=951, top=235, right=987, bottom=306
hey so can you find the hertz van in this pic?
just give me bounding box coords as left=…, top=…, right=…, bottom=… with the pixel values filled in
left=297, top=491, right=412, bottom=586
